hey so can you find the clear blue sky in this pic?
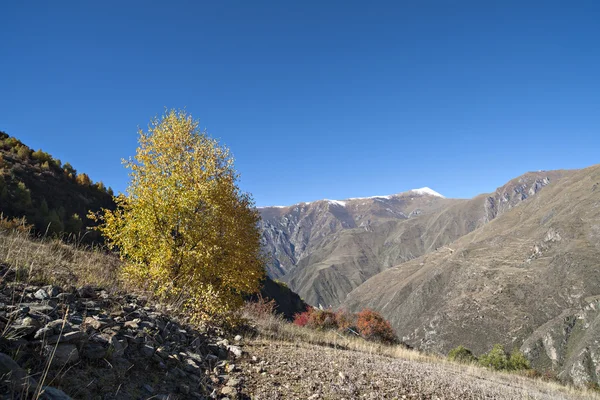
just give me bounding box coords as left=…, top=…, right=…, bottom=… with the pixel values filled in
left=2, top=1, right=599, bottom=206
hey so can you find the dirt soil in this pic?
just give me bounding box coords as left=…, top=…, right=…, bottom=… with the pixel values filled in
left=238, top=339, right=591, bottom=400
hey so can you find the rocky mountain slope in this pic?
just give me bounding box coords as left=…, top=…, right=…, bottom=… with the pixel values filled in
left=343, top=164, right=600, bottom=386
left=260, top=171, right=565, bottom=307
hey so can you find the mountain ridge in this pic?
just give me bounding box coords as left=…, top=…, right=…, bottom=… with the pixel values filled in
left=259, top=170, right=566, bottom=307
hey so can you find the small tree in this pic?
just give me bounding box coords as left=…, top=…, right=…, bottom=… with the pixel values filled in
left=91, top=109, right=264, bottom=323
left=63, top=162, right=76, bottom=177
left=76, top=173, right=92, bottom=186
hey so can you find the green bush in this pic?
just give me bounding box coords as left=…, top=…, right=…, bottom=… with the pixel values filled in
left=508, top=348, right=530, bottom=371
left=32, top=149, right=52, bottom=163
left=448, top=345, right=477, bottom=364
left=479, top=344, right=509, bottom=370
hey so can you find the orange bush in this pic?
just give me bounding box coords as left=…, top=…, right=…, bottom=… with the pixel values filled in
left=335, top=309, right=357, bottom=332
left=356, top=309, right=397, bottom=344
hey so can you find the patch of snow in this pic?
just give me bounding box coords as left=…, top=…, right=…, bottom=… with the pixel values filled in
left=410, top=187, right=445, bottom=198
left=347, top=195, right=394, bottom=200
left=326, top=199, right=347, bottom=207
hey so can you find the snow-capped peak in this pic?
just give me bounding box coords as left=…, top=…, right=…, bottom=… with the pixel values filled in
left=326, top=199, right=347, bottom=207
left=410, top=187, right=445, bottom=198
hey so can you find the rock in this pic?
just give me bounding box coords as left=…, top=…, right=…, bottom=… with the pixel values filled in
left=84, top=316, right=105, bottom=330
left=0, top=352, right=37, bottom=391
left=46, top=320, right=68, bottom=334
left=139, top=320, right=155, bottom=329
left=61, top=331, right=87, bottom=343
left=179, top=383, right=190, bottom=394
left=82, top=343, right=107, bottom=360
left=221, top=386, right=236, bottom=396
left=123, top=320, right=139, bottom=329
left=226, top=377, right=240, bottom=387
left=34, top=327, right=53, bottom=339
left=40, top=386, right=73, bottom=399
left=43, top=285, right=61, bottom=298
left=234, top=335, right=242, bottom=342
left=225, top=363, right=236, bottom=373
left=47, top=344, right=79, bottom=367
left=183, top=358, right=201, bottom=373
left=141, top=344, right=155, bottom=358
left=77, top=285, right=96, bottom=298
left=9, top=324, right=38, bottom=338
left=22, top=316, right=40, bottom=328
left=55, top=293, right=75, bottom=302
left=34, top=288, right=50, bottom=300
left=227, top=345, right=243, bottom=358
left=143, top=384, right=154, bottom=393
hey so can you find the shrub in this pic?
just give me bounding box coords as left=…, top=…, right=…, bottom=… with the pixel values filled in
left=335, top=309, right=357, bottom=332
left=478, top=344, right=509, bottom=371
left=307, top=308, right=337, bottom=330
left=508, top=348, right=530, bottom=371
left=91, top=109, right=264, bottom=324
left=32, top=149, right=52, bottom=163
left=63, top=162, right=76, bottom=177
left=16, top=145, right=30, bottom=160
left=356, top=309, right=397, bottom=344
left=448, top=345, right=477, bottom=364
left=293, top=309, right=312, bottom=327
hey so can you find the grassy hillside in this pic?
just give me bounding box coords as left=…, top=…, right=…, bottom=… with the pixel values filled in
left=0, top=131, right=115, bottom=241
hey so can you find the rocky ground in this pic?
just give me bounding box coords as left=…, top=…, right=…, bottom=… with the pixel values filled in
left=0, top=270, right=246, bottom=399
left=237, top=339, right=595, bottom=400
left=1, top=267, right=597, bottom=400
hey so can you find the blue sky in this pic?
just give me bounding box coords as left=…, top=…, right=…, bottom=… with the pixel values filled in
left=2, top=1, right=599, bottom=206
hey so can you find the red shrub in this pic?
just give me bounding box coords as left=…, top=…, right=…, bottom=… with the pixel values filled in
left=293, top=307, right=339, bottom=330
left=356, top=309, right=397, bottom=344
left=293, top=309, right=312, bottom=327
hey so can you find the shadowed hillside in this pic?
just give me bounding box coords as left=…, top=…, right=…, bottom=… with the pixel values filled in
left=0, top=131, right=115, bottom=241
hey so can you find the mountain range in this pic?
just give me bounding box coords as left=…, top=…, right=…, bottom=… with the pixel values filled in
left=259, top=166, right=600, bottom=385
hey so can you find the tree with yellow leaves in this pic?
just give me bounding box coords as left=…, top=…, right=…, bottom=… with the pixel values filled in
left=91, top=109, right=264, bottom=323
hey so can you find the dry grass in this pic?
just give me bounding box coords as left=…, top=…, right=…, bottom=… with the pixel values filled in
left=0, top=226, right=121, bottom=290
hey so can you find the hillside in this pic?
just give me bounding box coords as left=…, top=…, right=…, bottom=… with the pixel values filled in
left=0, top=131, right=114, bottom=241
left=1, top=228, right=595, bottom=400
left=343, top=164, right=600, bottom=386
left=260, top=171, right=565, bottom=307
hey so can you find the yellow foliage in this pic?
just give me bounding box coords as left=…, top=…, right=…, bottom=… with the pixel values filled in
left=90, top=109, right=264, bottom=324
left=76, top=173, right=92, bottom=186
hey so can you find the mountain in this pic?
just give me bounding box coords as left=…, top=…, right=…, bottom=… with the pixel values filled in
left=342, top=165, right=600, bottom=386
left=259, top=172, right=564, bottom=307
left=0, top=131, right=114, bottom=241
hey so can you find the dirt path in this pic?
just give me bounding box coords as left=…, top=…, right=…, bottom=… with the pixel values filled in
left=237, top=339, right=590, bottom=400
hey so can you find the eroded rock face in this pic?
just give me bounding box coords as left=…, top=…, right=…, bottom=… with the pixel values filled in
left=0, top=274, right=249, bottom=399
left=259, top=171, right=563, bottom=308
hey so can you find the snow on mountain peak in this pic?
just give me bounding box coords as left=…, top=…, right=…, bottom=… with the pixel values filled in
left=410, top=187, right=445, bottom=198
